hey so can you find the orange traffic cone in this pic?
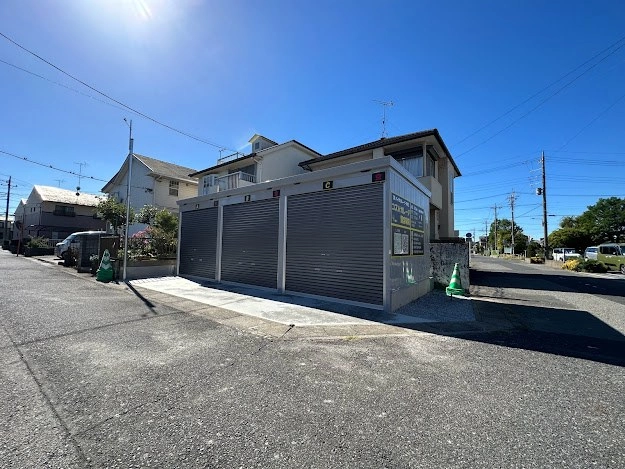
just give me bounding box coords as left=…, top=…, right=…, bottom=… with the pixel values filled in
left=445, top=263, right=465, bottom=296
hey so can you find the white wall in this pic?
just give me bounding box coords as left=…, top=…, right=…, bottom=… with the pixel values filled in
left=258, top=145, right=315, bottom=182
left=153, top=178, right=197, bottom=210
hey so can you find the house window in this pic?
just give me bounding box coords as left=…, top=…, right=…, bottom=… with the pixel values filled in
left=169, top=180, right=179, bottom=196
left=449, top=172, right=454, bottom=205
left=54, top=205, right=75, bottom=217
left=391, top=147, right=424, bottom=178
left=254, top=142, right=260, bottom=150
left=426, top=154, right=436, bottom=177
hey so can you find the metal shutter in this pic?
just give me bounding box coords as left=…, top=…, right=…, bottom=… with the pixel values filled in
left=286, top=184, right=384, bottom=305
left=221, top=199, right=279, bottom=288
left=179, top=208, right=218, bottom=279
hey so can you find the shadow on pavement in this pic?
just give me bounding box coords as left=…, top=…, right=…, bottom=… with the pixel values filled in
left=463, top=297, right=625, bottom=367
left=472, top=268, right=625, bottom=299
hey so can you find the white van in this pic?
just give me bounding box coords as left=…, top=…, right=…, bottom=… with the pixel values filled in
left=55, top=231, right=106, bottom=260
left=552, top=247, right=581, bottom=262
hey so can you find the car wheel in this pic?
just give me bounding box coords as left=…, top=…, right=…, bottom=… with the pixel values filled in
left=621, top=264, right=625, bottom=275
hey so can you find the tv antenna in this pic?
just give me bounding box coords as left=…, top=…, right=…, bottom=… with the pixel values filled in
left=74, top=161, right=87, bottom=195
left=54, top=179, right=65, bottom=188
left=374, top=100, right=394, bottom=138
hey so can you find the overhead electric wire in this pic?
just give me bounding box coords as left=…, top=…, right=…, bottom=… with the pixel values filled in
left=0, top=148, right=151, bottom=192
left=452, top=33, right=625, bottom=148
left=454, top=36, right=625, bottom=158
left=0, top=31, right=235, bottom=152
left=0, top=58, right=128, bottom=113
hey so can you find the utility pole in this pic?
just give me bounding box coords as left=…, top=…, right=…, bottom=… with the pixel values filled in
left=492, top=205, right=500, bottom=254
left=541, top=151, right=548, bottom=259
left=484, top=219, right=489, bottom=254
left=3, top=176, right=10, bottom=243
left=122, top=118, right=134, bottom=282
left=508, top=190, right=517, bottom=255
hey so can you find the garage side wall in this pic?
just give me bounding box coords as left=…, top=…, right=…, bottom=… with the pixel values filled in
left=388, top=169, right=432, bottom=310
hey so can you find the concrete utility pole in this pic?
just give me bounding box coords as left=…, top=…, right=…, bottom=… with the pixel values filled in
left=508, top=190, right=516, bottom=255
left=122, top=118, right=134, bottom=282
left=541, top=152, right=548, bottom=259
left=3, top=176, right=10, bottom=243
left=492, top=205, right=500, bottom=254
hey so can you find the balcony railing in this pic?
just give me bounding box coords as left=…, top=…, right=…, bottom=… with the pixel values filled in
left=203, top=171, right=257, bottom=195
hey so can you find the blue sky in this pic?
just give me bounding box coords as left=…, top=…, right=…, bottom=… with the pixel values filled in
left=1, top=0, right=624, bottom=241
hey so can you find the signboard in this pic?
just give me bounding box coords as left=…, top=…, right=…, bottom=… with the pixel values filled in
left=323, top=180, right=333, bottom=190
left=391, top=193, right=425, bottom=256
left=272, top=189, right=281, bottom=198
left=372, top=171, right=386, bottom=183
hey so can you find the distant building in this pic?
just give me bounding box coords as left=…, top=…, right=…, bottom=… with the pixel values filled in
left=0, top=215, right=14, bottom=245
left=13, top=186, right=105, bottom=241
left=102, top=154, right=199, bottom=214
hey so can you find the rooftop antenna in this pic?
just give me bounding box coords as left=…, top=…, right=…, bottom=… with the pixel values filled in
left=74, top=162, right=87, bottom=196
left=374, top=100, right=394, bottom=138
left=54, top=179, right=65, bottom=188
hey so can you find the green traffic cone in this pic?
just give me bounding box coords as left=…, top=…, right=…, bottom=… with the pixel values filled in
left=445, top=262, right=465, bottom=296
left=96, top=249, right=114, bottom=283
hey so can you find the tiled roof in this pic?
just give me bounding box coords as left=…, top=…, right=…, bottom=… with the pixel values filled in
left=298, top=129, right=460, bottom=175
left=32, top=185, right=102, bottom=207
left=134, top=154, right=198, bottom=184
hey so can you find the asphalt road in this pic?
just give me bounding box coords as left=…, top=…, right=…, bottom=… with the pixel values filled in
left=1, top=250, right=624, bottom=468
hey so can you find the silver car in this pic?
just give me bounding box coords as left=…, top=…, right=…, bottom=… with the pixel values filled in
left=584, top=246, right=598, bottom=261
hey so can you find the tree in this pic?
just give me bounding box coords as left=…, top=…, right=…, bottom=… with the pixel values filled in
left=134, top=205, right=159, bottom=225
left=96, top=197, right=133, bottom=233
left=576, top=197, right=625, bottom=244
left=488, top=218, right=528, bottom=253
left=548, top=227, right=593, bottom=254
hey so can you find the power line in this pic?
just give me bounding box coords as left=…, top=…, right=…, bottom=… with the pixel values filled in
left=0, top=58, right=128, bottom=113
left=454, top=37, right=625, bottom=158
left=0, top=148, right=152, bottom=192
left=452, top=33, right=625, bottom=148
left=0, top=31, right=235, bottom=152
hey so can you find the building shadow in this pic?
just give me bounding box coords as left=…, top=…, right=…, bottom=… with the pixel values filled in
left=471, top=268, right=625, bottom=299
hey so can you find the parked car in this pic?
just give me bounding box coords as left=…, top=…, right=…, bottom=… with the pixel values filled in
left=583, top=246, right=598, bottom=261
left=552, top=247, right=581, bottom=262
left=597, top=243, right=625, bottom=273
left=55, top=231, right=106, bottom=260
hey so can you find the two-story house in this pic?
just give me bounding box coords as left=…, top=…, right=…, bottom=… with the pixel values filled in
left=190, top=134, right=321, bottom=194
left=297, top=129, right=460, bottom=241
left=177, top=129, right=461, bottom=312
left=13, top=186, right=105, bottom=242
left=102, top=153, right=199, bottom=233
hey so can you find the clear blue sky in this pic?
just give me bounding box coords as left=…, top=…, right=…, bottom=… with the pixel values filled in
left=1, top=0, right=624, bottom=241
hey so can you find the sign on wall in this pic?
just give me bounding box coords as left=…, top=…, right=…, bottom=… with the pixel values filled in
left=391, top=193, right=425, bottom=256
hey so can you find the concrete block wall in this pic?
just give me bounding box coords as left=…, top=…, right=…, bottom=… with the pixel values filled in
left=430, top=241, right=470, bottom=291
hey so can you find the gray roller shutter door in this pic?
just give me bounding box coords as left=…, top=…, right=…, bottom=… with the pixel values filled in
left=179, top=208, right=218, bottom=279
left=286, top=184, right=384, bottom=305
left=221, top=199, right=279, bottom=288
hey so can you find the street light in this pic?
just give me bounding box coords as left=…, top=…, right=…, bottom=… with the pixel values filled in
left=122, top=118, right=134, bottom=282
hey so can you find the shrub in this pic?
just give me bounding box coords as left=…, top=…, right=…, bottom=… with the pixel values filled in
left=562, top=259, right=581, bottom=271
left=530, top=257, right=544, bottom=264
left=26, top=237, right=49, bottom=248
left=576, top=259, right=608, bottom=273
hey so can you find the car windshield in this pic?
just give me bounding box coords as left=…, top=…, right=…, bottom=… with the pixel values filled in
left=564, top=249, right=576, bottom=254
left=63, top=235, right=76, bottom=243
